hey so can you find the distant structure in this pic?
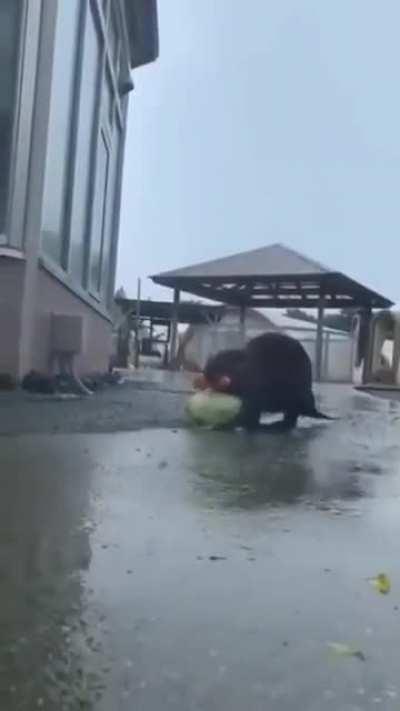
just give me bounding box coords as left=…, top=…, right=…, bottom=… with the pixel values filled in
left=177, top=307, right=353, bottom=382
left=176, top=308, right=276, bottom=372
left=355, top=309, right=400, bottom=391
left=152, top=243, right=393, bottom=382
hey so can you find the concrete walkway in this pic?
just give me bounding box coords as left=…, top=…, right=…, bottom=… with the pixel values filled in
left=1, top=383, right=400, bottom=709
left=0, top=373, right=192, bottom=435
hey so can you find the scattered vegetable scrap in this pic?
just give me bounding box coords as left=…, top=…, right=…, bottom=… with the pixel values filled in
left=327, top=642, right=366, bottom=662
left=368, top=573, right=391, bottom=595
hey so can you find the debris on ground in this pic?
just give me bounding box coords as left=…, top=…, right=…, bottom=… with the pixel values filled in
left=20, top=369, right=123, bottom=397
left=368, top=573, right=391, bottom=595
left=327, top=642, right=366, bottom=662
left=0, top=373, right=16, bottom=390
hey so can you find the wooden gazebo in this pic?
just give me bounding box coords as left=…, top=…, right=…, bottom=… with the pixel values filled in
left=151, top=244, right=393, bottom=380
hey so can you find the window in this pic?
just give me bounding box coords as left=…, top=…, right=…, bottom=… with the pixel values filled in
left=39, top=0, right=129, bottom=310
left=89, top=130, right=110, bottom=295
left=108, top=5, right=121, bottom=70
left=68, top=0, right=126, bottom=297
left=104, top=0, right=127, bottom=126
left=101, top=124, right=122, bottom=303
left=41, top=0, right=81, bottom=264
left=88, top=1, right=127, bottom=300
left=68, top=4, right=101, bottom=285
left=0, top=0, right=22, bottom=236
left=104, top=69, right=115, bottom=128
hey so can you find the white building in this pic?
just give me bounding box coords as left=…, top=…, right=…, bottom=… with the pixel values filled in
left=268, top=311, right=353, bottom=383
left=178, top=307, right=353, bottom=383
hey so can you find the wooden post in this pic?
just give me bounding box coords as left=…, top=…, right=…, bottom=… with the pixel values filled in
left=169, top=288, right=180, bottom=369
left=323, top=331, right=330, bottom=381
left=392, top=314, right=400, bottom=385
left=163, top=323, right=171, bottom=368
left=315, top=298, right=325, bottom=382
left=163, top=342, right=169, bottom=368
left=116, top=312, right=130, bottom=368
left=134, top=278, right=141, bottom=369
left=239, top=305, right=247, bottom=347
left=361, top=308, right=372, bottom=384
left=149, top=320, right=154, bottom=353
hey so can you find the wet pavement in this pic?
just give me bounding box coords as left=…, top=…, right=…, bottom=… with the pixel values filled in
left=1, top=385, right=400, bottom=709
left=0, top=374, right=192, bottom=435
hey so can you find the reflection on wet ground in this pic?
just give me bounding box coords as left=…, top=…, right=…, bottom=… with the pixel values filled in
left=188, top=388, right=400, bottom=512
left=0, top=441, right=107, bottom=708
left=0, top=387, right=400, bottom=709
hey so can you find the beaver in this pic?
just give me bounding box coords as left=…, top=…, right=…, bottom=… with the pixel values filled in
left=196, top=332, right=334, bottom=432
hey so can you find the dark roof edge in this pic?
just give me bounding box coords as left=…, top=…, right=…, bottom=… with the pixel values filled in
left=124, top=0, right=159, bottom=69
left=334, top=273, right=394, bottom=307
left=150, top=272, right=393, bottom=308
left=150, top=272, right=326, bottom=283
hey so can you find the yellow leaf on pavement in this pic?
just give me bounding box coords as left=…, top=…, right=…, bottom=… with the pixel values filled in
left=369, top=573, right=391, bottom=595
left=327, top=642, right=366, bottom=662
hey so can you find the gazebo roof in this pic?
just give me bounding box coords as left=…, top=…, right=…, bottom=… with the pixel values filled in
left=151, top=243, right=393, bottom=309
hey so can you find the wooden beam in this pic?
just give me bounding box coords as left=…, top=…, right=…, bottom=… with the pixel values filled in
left=157, top=281, right=382, bottom=310
left=134, top=278, right=142, bottom=369
left=162, top=273, right=326, bottom=287
left=315, top=298, right=325, bottom=382
left=153, top=272, right=392, bottom=309
left=243, top=297, right=357, bottom=309
left=172, top=283, right=240, bottom=305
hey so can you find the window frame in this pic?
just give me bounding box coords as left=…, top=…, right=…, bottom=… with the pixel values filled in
left=39, top=0, right=131, bottom=312
left=62, top=0, right=103, bottom=284
left=88, top=126, right=111, bottom=299
left=40, top=0, right=83, bottom=268
left=1, top=0, right=38, bottom=250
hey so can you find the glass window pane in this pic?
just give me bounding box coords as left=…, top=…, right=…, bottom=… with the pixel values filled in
left=104, top=68, right=115, bottom=127
left=41, top=0, right=80, bottom=264
left=68, top=5, right=101, bottom=285
left=114, top=44, right=121, bottom=83
left=89, top=131, right=110, bottom=294
left=109, top=6, right=120, bottom=69
left=101, top=125, right=122, bottom=301
left=0, top=0, right=22, bottom=235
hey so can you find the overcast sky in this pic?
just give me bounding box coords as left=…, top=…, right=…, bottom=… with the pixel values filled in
left=117, top=0, right=400, bottom=304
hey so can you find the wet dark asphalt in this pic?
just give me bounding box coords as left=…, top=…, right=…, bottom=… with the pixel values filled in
left=1, top=385, right=400, bottom=709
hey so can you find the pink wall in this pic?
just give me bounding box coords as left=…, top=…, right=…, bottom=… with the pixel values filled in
left=31, top=268, right=113, bottom=376
left=0, top=259, right=25, bottom=376
left=0, top=261, right=113, bottom=378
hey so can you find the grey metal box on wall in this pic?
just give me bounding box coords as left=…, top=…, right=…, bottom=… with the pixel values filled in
left=50, top=313, right=84, bottom=354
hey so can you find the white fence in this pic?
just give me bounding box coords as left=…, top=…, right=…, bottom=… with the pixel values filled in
left=183, top=324, right=354, bottom=383
left=299, top=333, right=353, bottom=383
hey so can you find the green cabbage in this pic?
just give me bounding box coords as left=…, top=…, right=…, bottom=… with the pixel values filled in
left=186, top=391, right=242, bottom=427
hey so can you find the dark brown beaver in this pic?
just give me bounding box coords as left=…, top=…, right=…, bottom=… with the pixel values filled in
left=199, top=332, right=334, bottom=432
